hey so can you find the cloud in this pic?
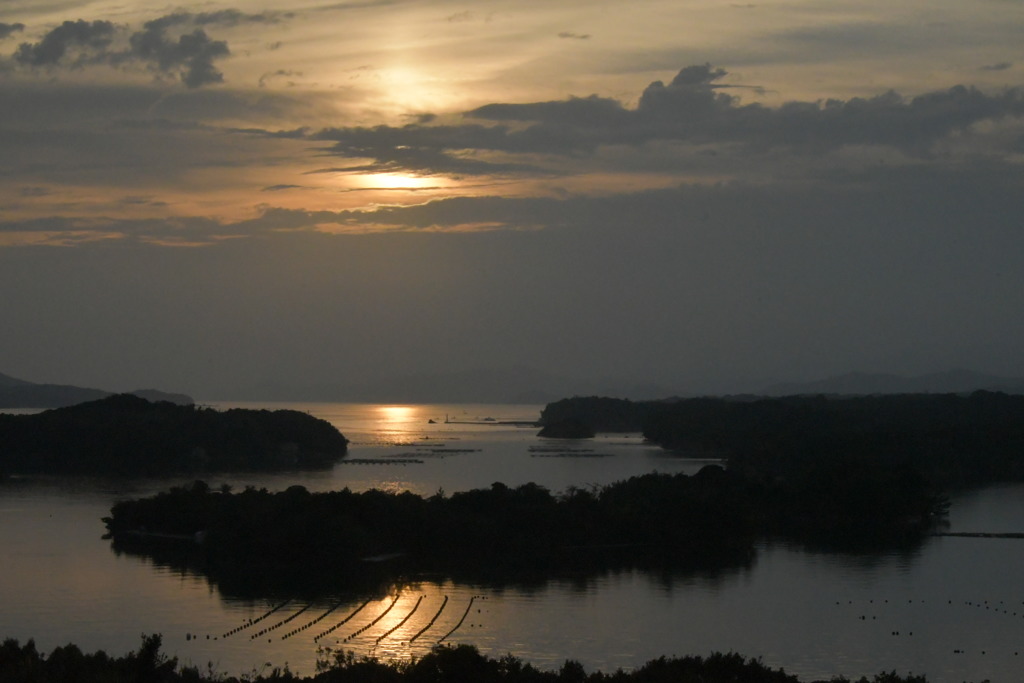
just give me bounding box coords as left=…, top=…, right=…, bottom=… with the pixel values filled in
left=469, top=94, right=628, bottom=126
left=557, top=32, right=591, bottom=40
left=7, top=151, right=1020, bottom=240
left=14, top=19, right=115, bottom=67
left=19, top=186, right=52, bottom=197
left=0, top=23, right=25, bottom=40
left=127, top=17, right=230, bottom=88
left=0, top=81, right=323, bottom=130
left=132, top=9, right=289, bottom=32
left=259, top=69, right=302, bottom=87
left=310, top=123, right=548, bottom=176
left=314, top=1, right=407, bottom=12
left=118, top=195, right=168, bottom=207
left=773, top=21, right=931, bottom=56
left=7, top=9, right=280, bottom=87
left=981, top=62, right=1013, bottom=71
left=189, top=9, right=293, bottom=26
left=261, top=184, right=304, bottom=192
left=303, top=64, right=1024, bottom=179
left=0, top=214, right=230, bottom=246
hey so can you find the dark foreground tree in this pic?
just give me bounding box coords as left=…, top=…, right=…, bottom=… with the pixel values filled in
left=0, top=636, right=962, bottom=683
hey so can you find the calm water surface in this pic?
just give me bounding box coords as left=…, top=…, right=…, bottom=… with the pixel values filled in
left=2, top=402, right=1023, bottom=681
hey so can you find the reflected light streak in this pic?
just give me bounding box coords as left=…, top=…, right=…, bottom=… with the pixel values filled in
left=376, top=404, right=416, bottom=424
left=372, top=404, right=422, bottom=448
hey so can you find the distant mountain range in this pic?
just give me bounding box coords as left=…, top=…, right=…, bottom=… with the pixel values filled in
left=7, top=367, right=1018, bottom=409
left=0, top=372, right=193, bottom=409
left=760, top=369, right=1024, bottom=396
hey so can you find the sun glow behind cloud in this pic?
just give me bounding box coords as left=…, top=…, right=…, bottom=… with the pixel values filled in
left=351, top=173, right=443, bottom=191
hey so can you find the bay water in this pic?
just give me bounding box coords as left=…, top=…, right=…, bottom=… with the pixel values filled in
left=1, top=402, right=1022, bottom=681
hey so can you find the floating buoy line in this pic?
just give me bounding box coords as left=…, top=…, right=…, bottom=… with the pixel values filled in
left=192, top=592, right=489, bottom=651
left=438, top=596, right=477, bottom=643
left=375, top=595, right=424, bottom=645
left=314, top=598, right=373, bottom=642
left=410, top=595, right=448, bottom=643
left=344, top=593, right=401, bottom=642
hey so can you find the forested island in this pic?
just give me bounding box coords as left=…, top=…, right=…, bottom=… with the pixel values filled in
left=0, top=394, right=348, bottom=475
left=104, top=460, right=946, bottom=596
left=541, top=392, right=1024, bottom=488
left=0, top=635, right=944, bottom=683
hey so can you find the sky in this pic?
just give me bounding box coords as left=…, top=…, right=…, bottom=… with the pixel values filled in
left=1, top=0, right=1023, bottom=400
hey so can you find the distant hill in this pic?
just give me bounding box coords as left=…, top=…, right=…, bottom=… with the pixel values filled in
left=761, top=370, right=1024, bottom=396
left=0, top=372, right=193, bottom=409
left=0, top=372, right=32, bottom=389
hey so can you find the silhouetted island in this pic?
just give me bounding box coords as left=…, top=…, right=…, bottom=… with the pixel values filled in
left=541, top=392, right=1024, bottom=488
left=104, top=458, right=946, bottom=597
left=0, top=394, right=347, bottom=475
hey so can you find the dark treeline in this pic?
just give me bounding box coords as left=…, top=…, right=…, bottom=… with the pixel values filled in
left=106, top=470, right=757, bottom=572
left=0, top=635, right=945, bottom=683
left=542, top=392, right=1024, bottom=487
left=105, top=462, right=945, bottom=596
left=0, top=395, right=348, bottom=475
left=540, top=397, right=656, bottom=433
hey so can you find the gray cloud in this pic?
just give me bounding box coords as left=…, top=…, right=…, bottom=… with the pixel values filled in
left=261, top=184, right=305, bottom=192
left=118, top=195, right=168, bottom=207
left=0, top=214, right=227, bottom=246
left=305, top=65, right=1024, bottom=178
left=14, top=19, right=115, bottom=67
left=311, top=123, right=547, bottom=176
left=981, top=62, right=1013, bottom=71
left=0, top=84, right=327, bottom=200
left=133, top=9, right=289, bottom=32
left=772, top=21, right=942, bottom=57
left=8, top=157, right=1021, bottom=243
left=259, top=69, right=303, bottom=87
left=315, top=1, right=407, bottom=12
left=0, top=83, right=165, bottom=126
left=0, top=23, right=26, bottom=40
left=470, top=94, right=629, bottom=126
left=7, top=9, right=274, bottom=87
left=19, top=186, right=52, bottom=197
left=191, top=9, right=293, bottom=26
left=127, top=18, right=230, bottom=88
left=557, top=32, right=591, bottom=40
